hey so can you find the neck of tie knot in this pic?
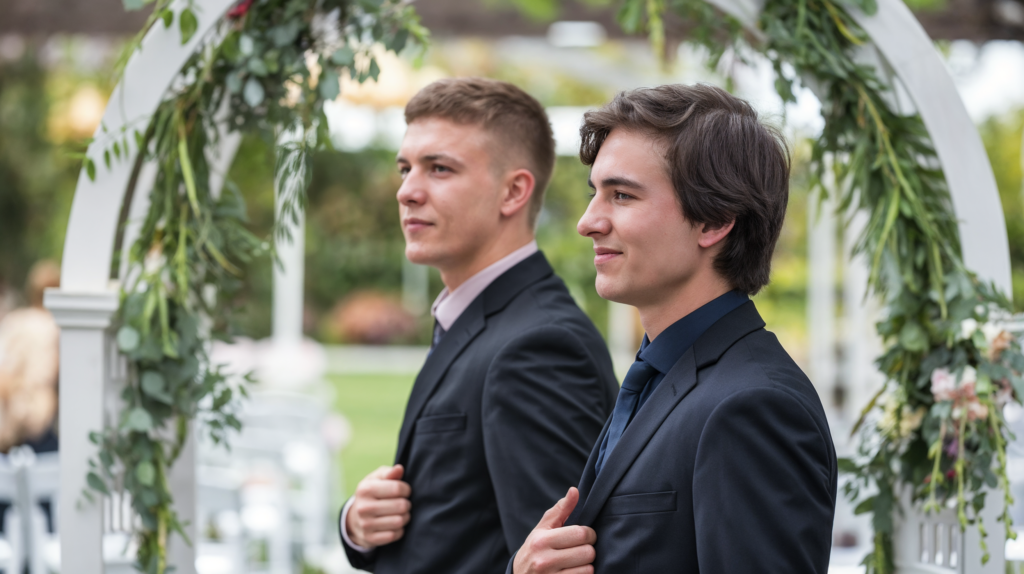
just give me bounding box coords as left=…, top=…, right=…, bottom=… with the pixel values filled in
left=621, top=360, right=657, bottom=393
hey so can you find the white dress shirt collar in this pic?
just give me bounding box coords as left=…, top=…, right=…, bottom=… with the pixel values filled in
left=430, top=241, right=539, bottom=331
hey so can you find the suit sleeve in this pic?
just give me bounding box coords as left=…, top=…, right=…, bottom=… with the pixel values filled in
left=693, top=387, right=836, bottom=574
left=482, top=325, right=612, bottom=553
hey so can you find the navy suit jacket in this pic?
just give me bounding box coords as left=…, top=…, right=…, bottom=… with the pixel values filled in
left=343, top=252, right=619, bottom=573
left=510, top=300, right=837, bottom=573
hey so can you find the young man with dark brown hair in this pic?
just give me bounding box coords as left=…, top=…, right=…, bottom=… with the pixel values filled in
left=338, top=77, right=619, bottom=573
left=512, top=84, right=837, bottom=574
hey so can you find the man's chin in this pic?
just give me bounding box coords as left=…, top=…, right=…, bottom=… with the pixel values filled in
left=405, top=245, right=440, bottom=267
left=595, top=277, right=633, bottom=305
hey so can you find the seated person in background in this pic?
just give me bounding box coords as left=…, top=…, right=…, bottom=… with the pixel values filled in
left=338, top=78, right=619, bottom=573
left=0, top=260, right=61, bottom=454
left=512, top=84, right=837, bottom=574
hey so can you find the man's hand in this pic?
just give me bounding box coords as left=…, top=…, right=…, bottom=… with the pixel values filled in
left=513, top=487, right=597, bottom=574
left=346, top=464, right=412, bottom=549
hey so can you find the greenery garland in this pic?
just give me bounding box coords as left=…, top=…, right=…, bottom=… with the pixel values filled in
left=86, top=1, right=425, bottom=572
left=623, top=0, right=1024, bottom=570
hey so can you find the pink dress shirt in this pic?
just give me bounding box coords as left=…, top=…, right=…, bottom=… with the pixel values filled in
left=341, top=240, right=539, bottom=553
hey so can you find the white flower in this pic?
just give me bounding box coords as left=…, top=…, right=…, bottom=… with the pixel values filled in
left=959, top=318, right=979, bottom=341
left=931, top=367, right=956, bottom=401
left=982, top=323, right=1002, bottom=347
left=959, top=365, right=977, bottom=386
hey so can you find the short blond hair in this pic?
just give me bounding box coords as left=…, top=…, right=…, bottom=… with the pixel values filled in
left=405, top=78, right=555, bottom=226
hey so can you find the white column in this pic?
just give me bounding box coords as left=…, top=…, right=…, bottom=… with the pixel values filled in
left=44, top=289, right=119, bottom=574
left=272, top=197, right=305, bottom=345
left=841, top=209, right=883, bottom=427
left=808, top=192, right=837, bottom=408
left=166, top=431, right=196, bottom=574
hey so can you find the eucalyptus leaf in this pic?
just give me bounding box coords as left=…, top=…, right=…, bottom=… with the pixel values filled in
left=136, top=461, right=156, bottom=486
left=117, top=326, right=141, bottom=352
left=247, top=58, right=268, bottom=77
left=141, top=371, right=167, bottom=396
left=226, top=73, right=243, bottom=95
left=243, top=77, right=265, bottom=108
left=239, top=34, right=255, bottom=56
left=898, top=321, right=929, bottom=353
left=87, top=472, right=110, bottom=496
left=331, top=46, right=355, bottom=66
left=123, top=408, right=153, bottom=432
left=179, top=8, right=198, bottom=45
left=319, top=70, right=340, bottom=101
left=270, top=21, right=302, bottom=47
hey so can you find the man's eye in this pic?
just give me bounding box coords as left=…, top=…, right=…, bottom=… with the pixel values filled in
left=398, top=167, right=410, bottom=178
left=614, top=192, right=632, bottom=201
left=433, top=165, right=451, bottom=173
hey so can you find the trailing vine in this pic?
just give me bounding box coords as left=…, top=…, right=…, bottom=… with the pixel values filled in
left=622, top=0, right=1024, bottom=570
left=86, top=1, right=426, bottom=571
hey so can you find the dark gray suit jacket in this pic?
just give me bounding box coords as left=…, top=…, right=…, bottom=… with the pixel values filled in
left=509, top=301, right=836, bottom=573
left=343, top=251, right=619, bottom=573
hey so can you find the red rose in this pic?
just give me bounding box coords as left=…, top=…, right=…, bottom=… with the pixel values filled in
left=227, top=0, right=254, bottom=19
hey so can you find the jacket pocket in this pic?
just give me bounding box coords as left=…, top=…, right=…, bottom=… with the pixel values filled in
left=415, top=413, right=467, bottom=434
left=604, top=491, right=677, bottom=516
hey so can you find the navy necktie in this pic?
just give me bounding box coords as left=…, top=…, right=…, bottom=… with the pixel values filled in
left=595, top=359, right=658, bottom=475
left=428, top=320, right=446, bottom=356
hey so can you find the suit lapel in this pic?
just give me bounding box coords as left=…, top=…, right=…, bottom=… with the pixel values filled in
left=394, top=298, right=486, bottom=464
left=574, top=349, right=699, bottom=526
left=567, top=416, right=612, bottom=525
left=572, top=301, right=767, bottom=526
left=393, top=252, right=556, bottom=465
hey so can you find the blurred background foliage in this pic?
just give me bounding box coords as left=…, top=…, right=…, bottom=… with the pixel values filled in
left=3, top=27, right=1024, bottom=503
left=4, top=35, right=1024, bottom=354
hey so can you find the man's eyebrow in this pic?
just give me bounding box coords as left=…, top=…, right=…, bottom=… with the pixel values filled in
left=424, top=153, right=464, bottom=166
left=592, top=176, right=645, bottom=190
left=395, top=153, right=465, bottom=166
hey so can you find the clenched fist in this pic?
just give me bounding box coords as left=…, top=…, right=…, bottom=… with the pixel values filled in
left=346, top=464, right=412, bottom=549
left=513, top=487, right=597, bottom=574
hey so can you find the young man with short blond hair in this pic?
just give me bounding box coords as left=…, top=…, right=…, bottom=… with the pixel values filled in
left=339, top=77, right=618, bottom=574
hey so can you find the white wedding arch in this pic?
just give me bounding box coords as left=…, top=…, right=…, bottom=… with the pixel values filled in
left=42, top=0, right=1012, bottom=572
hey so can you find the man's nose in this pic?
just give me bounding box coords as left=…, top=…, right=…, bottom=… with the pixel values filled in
left=577, top=197, right=611, bottom=237
left=397, top=169, right=426, bottom=206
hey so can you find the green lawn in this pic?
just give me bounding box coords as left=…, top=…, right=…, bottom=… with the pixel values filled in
left=327, top=372, right=416, bottom=498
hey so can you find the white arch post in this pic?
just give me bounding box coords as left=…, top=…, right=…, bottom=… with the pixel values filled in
left=44, top=1, right=236, bottom=573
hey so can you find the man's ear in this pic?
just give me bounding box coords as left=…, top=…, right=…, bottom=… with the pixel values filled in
left=698, top=220, right=735, bottom=249
left=500, top=168, right=536, bottom=219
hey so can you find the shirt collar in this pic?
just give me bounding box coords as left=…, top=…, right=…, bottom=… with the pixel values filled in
left=638, top=290, right=750, bottom=374
left=430, top=241, right=539, bottom=331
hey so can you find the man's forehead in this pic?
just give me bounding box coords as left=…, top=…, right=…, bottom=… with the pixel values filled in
left=399, top=119, right=492, bottom=155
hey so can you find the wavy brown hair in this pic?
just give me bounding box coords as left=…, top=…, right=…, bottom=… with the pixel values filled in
left=579, top=84, right=790, bottom=295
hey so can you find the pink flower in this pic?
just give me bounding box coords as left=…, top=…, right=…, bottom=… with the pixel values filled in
left=227, top=0, right=254, bottom=19
left=932, top=368, right=956, bottom=402
left=966, top=398, right=988, bottom=421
